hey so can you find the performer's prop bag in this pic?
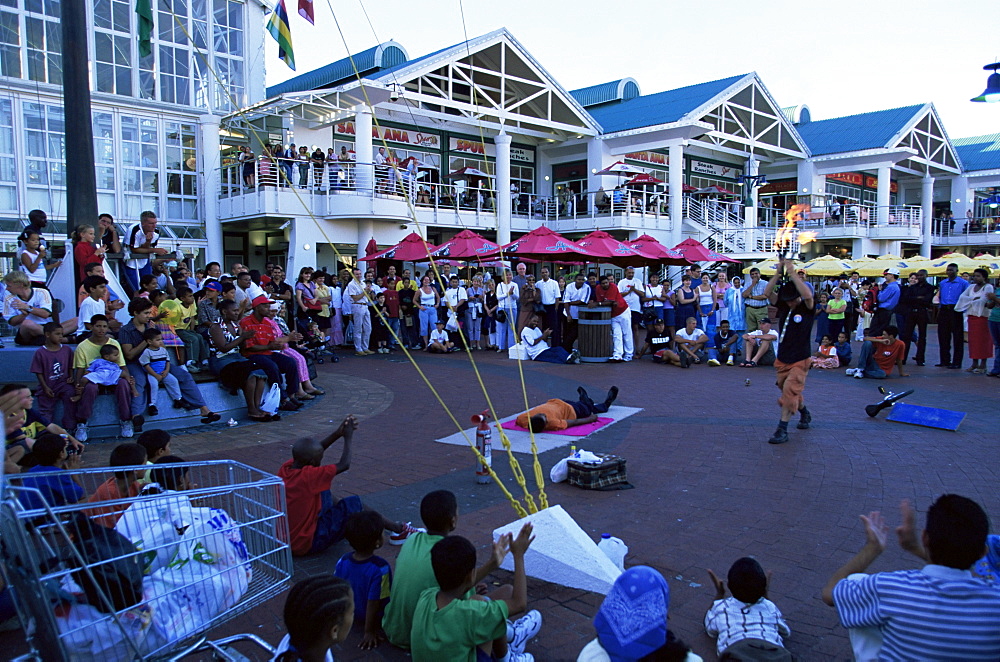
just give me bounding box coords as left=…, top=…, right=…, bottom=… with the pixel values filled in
left=567, top=453, right=633, bottom=490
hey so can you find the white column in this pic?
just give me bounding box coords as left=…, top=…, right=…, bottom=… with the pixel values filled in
left=199, top=113, right=223, bottom=265
left=357, top=217, right=374, bottom=265
left=876, top=165, right=892, bottom=225
left=950, top=176, right=971, bottom=231
left=354, top=108, right=374, bottom=193
left=495, top=132, right=512, bottom=245
left=796, top=160, right=824, bottom=203
left=921, top=176, right=934, bottom=257
left=587, top=138, right=609, bottom=194
left=668, top=142, right=684, bottom=248
left=288, top=217, right=320, bottom=276
left=743, top=155, right=758, bottom=228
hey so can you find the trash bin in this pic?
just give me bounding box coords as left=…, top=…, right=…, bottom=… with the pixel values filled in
left=578, top=304, right=613, bottom=363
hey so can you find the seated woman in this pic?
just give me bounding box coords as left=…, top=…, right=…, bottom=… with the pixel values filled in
left=578, top=566, right=701, bottom=662
left=209, top=300, right=273, bottom=422
left=264, top=301, right=326, bottom=400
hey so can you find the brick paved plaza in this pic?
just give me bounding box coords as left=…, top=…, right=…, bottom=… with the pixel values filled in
left=7, top=338, right=998, bottom=661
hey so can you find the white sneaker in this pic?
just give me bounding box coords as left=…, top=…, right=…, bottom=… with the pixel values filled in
left=185, top=360, right=201, bottom=373
left=845, top=368, right=857, bottom=376
left=120, top=420, right=134, bottom=438
left=74, top=423, right=89, bottom=443
left=726, top=356, right=735, bottom=366
left=507, top=609, right=542, bottom=653
left=853, top=370, right=864, bottom=379
left=707, top=358, right=721, bottom=366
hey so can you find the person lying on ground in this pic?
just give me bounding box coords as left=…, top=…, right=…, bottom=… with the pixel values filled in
left=517, top=386, right=619, bottom=433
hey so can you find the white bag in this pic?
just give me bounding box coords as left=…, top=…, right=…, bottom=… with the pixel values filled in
left=445, top=313, right=460, bottom=332
left=260, top=383, right=281, bottom=414
left=56, top=601, right=162, bottom=662
left=549, top=457, right=570, bottom=483
left=507, top=343, right=527, bottom=360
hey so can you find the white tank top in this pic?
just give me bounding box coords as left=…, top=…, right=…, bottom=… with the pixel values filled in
left=698, top=287, right=713, bottom=306
left=19, top=248, right=46, bottom=283
left=419, top=289, right=437, bottom=306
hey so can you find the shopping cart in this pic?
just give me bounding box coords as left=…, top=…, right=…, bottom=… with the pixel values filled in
left=0, top=460, right=293, bottom=661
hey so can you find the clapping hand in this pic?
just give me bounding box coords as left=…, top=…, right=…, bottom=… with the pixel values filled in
left=860, top=510, right=889, bottom=552
left=337, top=414, right=359, bottom=438
left=509, top=523, right=535, bottom=557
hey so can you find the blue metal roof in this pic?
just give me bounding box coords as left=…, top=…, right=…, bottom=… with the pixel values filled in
left=570, top=78, right=640, bottom=108
left=953, top=134, right=1000, bottom=171
left=584, top=74, right=747, bottom=133
left=266, top=43, right=407, bottom=97
left=794, top=105, right=924, bottom=156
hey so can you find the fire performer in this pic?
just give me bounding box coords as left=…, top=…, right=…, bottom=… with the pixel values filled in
left=763, top=207, right=817, bottom=445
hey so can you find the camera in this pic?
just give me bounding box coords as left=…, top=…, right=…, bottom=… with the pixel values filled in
left=389, top=90, right=399, bottom=102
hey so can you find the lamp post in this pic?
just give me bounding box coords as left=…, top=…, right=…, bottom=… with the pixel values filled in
left=737, top=173, right=767, bottom=207
left=971, top=62, right=1000, bottom=103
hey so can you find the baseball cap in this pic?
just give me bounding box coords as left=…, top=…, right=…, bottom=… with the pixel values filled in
left=250, top=295, right=271, bottom=307
left=760, top=317, right=772, bottom=324
left=884, top=267, right=900, bottom=275
left=203, top=280, right=222, bottom=292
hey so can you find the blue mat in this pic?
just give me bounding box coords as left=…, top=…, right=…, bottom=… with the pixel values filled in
left=887, top=403, right=965, bottom=431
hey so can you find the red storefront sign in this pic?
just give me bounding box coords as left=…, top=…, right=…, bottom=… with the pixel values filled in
left=624, top=151, right=668, bottom=166
left=827, top=172, right=898, bottom=193
left=334, top=121, right=441, bottom=149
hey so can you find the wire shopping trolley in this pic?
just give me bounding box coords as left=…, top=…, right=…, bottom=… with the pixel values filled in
left=0, top=460, right=293, bottom=661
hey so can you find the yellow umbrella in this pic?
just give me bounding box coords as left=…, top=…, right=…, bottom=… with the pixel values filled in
left=973, top=253, right=1000, bottom=272
left=799, top=255, right=855, bottom=276
left=908, top=253, right=992, bottom=276
left=742, top=258, right=804, bottom=276
left=853, top=254, right=906, bottom=277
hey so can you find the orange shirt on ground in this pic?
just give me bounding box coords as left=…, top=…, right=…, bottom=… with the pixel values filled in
left=515, top=399, right=576, bottom=431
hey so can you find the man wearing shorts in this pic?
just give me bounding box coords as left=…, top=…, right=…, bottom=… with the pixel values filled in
left=764, top=259, right=815, bottom=445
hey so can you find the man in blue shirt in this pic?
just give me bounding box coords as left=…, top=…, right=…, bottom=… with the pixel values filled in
left=935, top=262, right=969, bottom=369
left=823, top=495, right=1000, bottom=661
left=869, top=268, right=900, bottom=336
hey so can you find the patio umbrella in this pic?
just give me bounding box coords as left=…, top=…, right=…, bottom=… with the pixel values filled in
left=852, top=254, right=906, bottom=277
left=799, top=255, right=855, bottom=276
left=670, top=238, right=740, bottom=264
left=695, top=185, right=738, bottom=196
left=906, top=253, right=992, bottom=277
left=595, top=161, right=646, bottom=177
left=429, top=229, right=500, bottom=259
left=480, top=226, right=603, bottom=261
left=974, top=253, right=1000, bottom=272
left=742, top=258, right=806, bottom=276
left=575, top=230, right=663, bottom=268
left=360, top=232, right=437, bottom=262
left=446, top=166, right=494, bottom=179
left=628, top=234, right=690, bottom=265
left=624, top=173, right=664, bottom=187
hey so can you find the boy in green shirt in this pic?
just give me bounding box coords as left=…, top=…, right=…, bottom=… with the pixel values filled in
left=409, top=523, right=539, bottom=662
left=383, top=491, right=516, bottom=649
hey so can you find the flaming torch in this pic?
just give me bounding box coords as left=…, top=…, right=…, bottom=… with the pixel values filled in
left=773, top=204, right=818, bottom=260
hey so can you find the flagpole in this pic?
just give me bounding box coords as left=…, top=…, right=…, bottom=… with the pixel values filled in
left=60, top=0, right=98, bottom=237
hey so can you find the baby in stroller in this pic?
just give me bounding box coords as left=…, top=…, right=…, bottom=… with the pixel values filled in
left=300, top=320, right=339, bottom=364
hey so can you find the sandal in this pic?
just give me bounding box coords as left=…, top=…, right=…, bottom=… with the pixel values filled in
left=249, top=413, right=272, bottom=423
left=745, top=361, right=757, bottom=368
left=201, top=412, right=221, bottom=424
left=306, top=388, right=326, bottom=396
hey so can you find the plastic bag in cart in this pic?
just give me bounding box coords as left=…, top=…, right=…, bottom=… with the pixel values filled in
left=54, top=601, right=162, bottom=662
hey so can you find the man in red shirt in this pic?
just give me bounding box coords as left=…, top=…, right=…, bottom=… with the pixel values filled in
left=239, top=295, right=302, bottom=410
left=278, top=415, right=420, bottom=555
left=591, top=273, right=634, bottom=362
left=849, top=324, right=909, bottom=379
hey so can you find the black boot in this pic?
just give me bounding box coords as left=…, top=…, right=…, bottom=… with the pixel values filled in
left=797, top=407, right=812, bottom=430
left=604, top=386, right=620, bottom=408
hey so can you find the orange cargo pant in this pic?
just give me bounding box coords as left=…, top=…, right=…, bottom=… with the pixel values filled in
left=774, top=357, right=812, bottom=414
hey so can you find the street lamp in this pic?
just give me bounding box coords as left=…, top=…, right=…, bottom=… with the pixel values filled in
left=971, top=63, right=1000, bottom=103
left=737, top=173, right=767, bottom=207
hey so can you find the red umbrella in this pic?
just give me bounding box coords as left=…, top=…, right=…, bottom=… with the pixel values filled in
left=695, top=185, right=738, bottom=196
left=480, top=226, right=603, bottom=261
left=429, top=229, right=500, bottom=259
left=576, top=230, right=662, bottom=267
left=681, top=183, right=698, bottom=193
left=628, top=234, right=690, bottom=265
left=361, top=232, right=438, bottom=262
left=363, top=237, right=379, bottom=257
left=670, top=237, right=740, bottom=263
left=625, top=173, right=664, bottom=187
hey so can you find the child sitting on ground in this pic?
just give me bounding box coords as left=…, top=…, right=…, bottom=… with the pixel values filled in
left=428, top=319, right=455, bottom=353
left=277, top=415, right=420, bottom=557
left=334, top=511, right=393, bottom=650
left=383, top=490, right=541, bottom=653
left=812, top=334, right=840, bottom=369
left=705, top=557, right=791, bottom=661
left=85, top=442, right=146, bottom=527
left=410, top=525, right=540, bottom=662
left=136, top=429, right=172, bottom=484
left=835, top=331, right=853, bottom=367
left=139, top=328, right=183, bottom=416
left=273, top=576, right=354, bottom=660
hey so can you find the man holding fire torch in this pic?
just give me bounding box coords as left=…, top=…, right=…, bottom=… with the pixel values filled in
left=763, top=257, right=815, bottom=445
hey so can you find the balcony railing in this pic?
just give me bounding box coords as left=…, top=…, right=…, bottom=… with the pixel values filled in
left=933, top=215, right=1000, bottom=238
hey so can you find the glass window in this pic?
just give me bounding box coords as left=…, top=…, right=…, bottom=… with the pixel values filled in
left=0, top=10, right=20, bottom=78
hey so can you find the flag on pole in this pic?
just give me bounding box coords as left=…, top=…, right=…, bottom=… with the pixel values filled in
left=135, top=0, right=154, bottom=57
left=298, top=0, right=314, bottom=24
left=267, top=0, right=295, bottom=71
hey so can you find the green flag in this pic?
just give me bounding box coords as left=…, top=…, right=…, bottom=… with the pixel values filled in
left=136, top=0, right=153, bottom=58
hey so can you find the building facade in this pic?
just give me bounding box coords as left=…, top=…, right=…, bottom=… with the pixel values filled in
left=0, top=0, right=266, bottom=264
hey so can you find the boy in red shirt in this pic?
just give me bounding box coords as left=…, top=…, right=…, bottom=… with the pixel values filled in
left=848, top=325, right=909, bottom=379
left=278, top=415, right=421, bottom=556
left=591, top=274, right=633, bottom=362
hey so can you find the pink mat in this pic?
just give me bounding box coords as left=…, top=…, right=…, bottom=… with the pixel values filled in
left=500, top=416, right=614, bottom=436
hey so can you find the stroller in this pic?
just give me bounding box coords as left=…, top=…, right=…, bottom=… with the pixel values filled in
left=297, top=318, right=339, bottom=364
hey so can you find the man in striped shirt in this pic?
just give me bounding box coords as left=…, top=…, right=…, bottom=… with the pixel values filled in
left=822, top=495, right=1000, bottom=661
